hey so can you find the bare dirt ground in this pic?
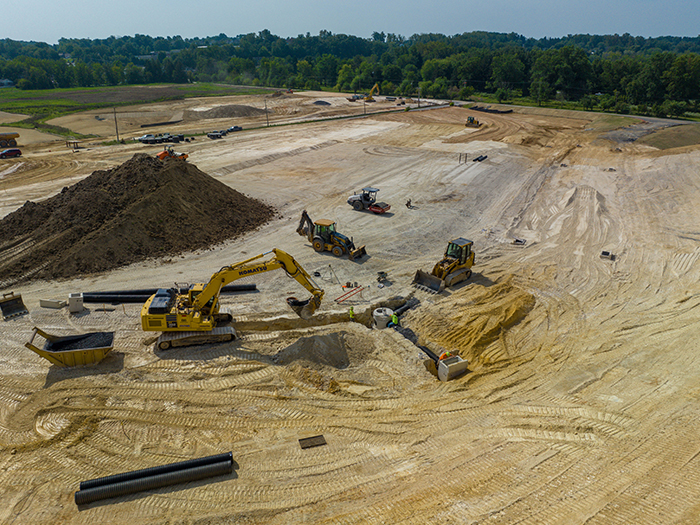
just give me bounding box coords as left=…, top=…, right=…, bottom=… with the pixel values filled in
left=2, top=90, right=700, bottom=524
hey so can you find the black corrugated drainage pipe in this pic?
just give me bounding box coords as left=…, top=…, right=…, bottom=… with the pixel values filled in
left=75, top=452, right=233, bottom=505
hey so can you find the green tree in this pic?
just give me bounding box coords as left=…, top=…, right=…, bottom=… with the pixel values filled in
left=314, top=54, right=338, bottom=86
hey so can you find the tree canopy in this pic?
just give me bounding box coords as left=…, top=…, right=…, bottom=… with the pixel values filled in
left=2, top=30, right=700, bottom=117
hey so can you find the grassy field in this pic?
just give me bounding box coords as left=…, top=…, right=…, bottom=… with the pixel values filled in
left=0, top=83, right=274, bottom=138
left=638, top=122, right=700, bottom=150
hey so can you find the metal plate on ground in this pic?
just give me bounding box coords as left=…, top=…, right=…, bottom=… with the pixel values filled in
left=299, top=435, right=327, bottom=449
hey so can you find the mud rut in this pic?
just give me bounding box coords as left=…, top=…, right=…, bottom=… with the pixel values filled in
left=2, top=102, right=700, bottom=524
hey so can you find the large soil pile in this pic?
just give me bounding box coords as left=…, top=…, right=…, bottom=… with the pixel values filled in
left=0, top=153, right=275, bottom=285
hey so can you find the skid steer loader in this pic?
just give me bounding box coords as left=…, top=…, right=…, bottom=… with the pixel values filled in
left=413, top=238, right=474, bottom=293
left=296, top=210, right=367, bottom=261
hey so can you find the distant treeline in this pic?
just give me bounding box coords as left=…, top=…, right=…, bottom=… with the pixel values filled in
left=2, top=30, right=700, bottom=117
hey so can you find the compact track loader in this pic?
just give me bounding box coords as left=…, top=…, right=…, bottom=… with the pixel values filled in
left=413, top=238, right=474, bottom=293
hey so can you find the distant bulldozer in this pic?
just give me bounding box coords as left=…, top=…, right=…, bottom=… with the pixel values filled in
left=465, top=116, right=481, bottom=128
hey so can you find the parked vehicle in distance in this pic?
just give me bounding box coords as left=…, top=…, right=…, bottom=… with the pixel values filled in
left=207, top=131, right=224, bottom=139
left=137, top=133, right=184, bottom=144
left=0, top=148, right=21, bottom=159
left=227, top=125, right=243, bottom=132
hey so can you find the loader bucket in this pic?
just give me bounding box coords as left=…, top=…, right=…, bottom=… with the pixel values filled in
left=412, top=270, right=445, bottom=293
left=437, top=355, right=469, bottom=382
left=349, top=245, right=367, bottom=262
left=287, top=296, right=319, bottom=320
left=1, top=292, right=28, bottom=320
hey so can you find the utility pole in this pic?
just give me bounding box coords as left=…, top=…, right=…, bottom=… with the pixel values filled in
left=113, top=107, right=120, bottom=142
left=265, top=99, right=269, bottom=127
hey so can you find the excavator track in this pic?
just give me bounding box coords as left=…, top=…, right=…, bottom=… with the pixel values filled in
left=156, top=326, right=236, bottom=351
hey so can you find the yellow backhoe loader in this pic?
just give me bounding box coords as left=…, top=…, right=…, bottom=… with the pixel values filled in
left=412, top=238, right=475, bottom=293
left=296, top=210, right=367, bottom=261
left=141, top=248, right=324, bottom=350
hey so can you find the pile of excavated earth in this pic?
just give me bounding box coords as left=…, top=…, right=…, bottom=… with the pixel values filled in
left=0, top=153, right=274, bottom=286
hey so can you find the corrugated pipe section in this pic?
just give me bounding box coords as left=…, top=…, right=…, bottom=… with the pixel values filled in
left=75, top=452, right=233, bottom=505
left=81, top=284, right=257, bottom=304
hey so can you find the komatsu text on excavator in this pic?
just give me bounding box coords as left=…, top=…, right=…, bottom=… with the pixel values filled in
left=141, top=249, right=324, bottom=350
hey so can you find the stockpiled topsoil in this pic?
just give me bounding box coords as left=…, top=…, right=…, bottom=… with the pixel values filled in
left=0, top=153, right=275, bottom=285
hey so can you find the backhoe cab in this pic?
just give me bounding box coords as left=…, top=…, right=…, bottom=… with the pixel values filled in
left=413, top=238, right=475, bottom=293
left=296, top=210, right=367, bottom=261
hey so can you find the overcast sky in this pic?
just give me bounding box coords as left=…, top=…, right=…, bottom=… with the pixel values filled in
left=7, top=0, right=700, bottom=44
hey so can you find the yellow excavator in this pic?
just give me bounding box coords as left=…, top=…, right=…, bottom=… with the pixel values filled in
left=412, top=238, right=475, bottom=293
left=141, top=248, right=324, bottom=350
left=365, top=83, right=380, bottom=102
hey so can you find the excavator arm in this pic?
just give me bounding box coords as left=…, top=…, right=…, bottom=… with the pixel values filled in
left=192, top=248, right=324, bottom=319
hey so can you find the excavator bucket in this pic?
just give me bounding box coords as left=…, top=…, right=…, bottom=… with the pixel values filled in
left=412, top=270, right=445, bottom=293
left=349, top=245, right=367, bottom=261
left=287, top=296, right=319, bottom=320
left=1, top=291, right=29, bottom=320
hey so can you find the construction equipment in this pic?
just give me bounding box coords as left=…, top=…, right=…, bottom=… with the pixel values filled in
left=296, top=210, right=367, bottom=261
left=419, top=345, right=469, bottom=381
left=347, top=187, right=391, bottom=214
left=25, top=327, right=115, bottom=367
left=0, top=291, right=28, bottom=320
left=465, top=116, right=481, bottom=128
left=141, top=249, right=324, bottom=350
left=0, top=132, right=19, bottom=147
left=365, top=83, right=380, bottom=102
left=412, top=238, right=475, bottom=293
left=156, top=146, right=188, bottom=161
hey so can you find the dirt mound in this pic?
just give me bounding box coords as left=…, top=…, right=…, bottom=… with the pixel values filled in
left=402, top=275, right=536, bottom=366
left=0, top=154, right=275, bottom=285
left=271, top=331, right=373, bottom=370
left=185, top=104, right=266, bottom=120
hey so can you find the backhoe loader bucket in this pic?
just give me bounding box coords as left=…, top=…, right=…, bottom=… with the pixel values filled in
left=287, top=296, right=320, bottom=320
left=412, top=270, right=445, bottom=293
left=349, top=245, right=367, bottom=262
left=1, top=292, right=28, bottom=320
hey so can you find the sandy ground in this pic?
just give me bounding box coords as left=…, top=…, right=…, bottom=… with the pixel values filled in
left=2, top=92, right=700, bottom=524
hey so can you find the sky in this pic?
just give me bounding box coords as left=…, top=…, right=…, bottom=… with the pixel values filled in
left=6, top=0, right=700, bottom=45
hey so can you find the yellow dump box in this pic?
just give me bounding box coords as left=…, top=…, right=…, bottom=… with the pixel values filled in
left=25, top=327, right=115, bottom=367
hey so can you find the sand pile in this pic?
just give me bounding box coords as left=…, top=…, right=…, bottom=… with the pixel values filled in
left=271, top=331, right=374, bottom=370
left=0, top=154, right=275, bottom=285
left=402, top=275, right=536, bottom=366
